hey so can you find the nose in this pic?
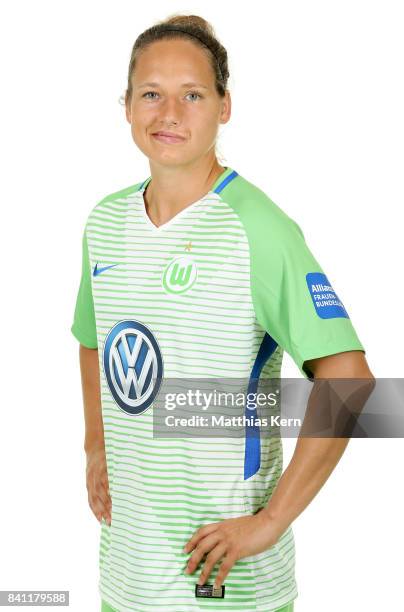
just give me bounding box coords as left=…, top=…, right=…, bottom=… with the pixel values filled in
left=158, top=95, right=182, bottom=125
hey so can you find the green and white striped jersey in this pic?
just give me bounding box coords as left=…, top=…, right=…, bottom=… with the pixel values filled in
left=71, top=166, right=365, bottom=611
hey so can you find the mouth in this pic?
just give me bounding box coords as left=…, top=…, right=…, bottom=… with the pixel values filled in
left=151, top=132, right=186, bottom=144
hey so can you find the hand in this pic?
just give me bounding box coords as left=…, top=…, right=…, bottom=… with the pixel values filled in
left=182, top=509, right=280, bottom=590
left=85, top=445, right=112, bottom=526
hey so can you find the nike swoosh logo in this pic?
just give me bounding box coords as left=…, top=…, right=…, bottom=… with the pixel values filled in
left=93, top=262, right=118, bottom=276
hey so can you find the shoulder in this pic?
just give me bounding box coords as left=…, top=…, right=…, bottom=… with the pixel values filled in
left=84, top=180, right=144, bottom=229
left=222, top=171, right=305, bottom=245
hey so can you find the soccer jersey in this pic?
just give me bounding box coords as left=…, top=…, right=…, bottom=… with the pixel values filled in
left=71, top=166, right=365, bottom=611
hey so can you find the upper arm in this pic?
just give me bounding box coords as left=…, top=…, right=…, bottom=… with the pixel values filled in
left=304, top=350, right=374, bottom=379
left=71, top=228, right=98, bottom=349
left=244, top=207, right=366, bottom=380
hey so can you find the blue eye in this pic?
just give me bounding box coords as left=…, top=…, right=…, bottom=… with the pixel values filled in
left=186, top=92, right=202, bottom=101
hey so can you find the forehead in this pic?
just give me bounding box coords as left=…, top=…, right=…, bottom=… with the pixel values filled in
left=133, top=38, right=214, bottom=85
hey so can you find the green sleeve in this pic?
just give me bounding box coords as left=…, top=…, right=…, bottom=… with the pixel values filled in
left=224, top=177, right=366, bottom=380
left=70, top=227, right=98, bottom=349
left=248, top=213, right=365, bottom=379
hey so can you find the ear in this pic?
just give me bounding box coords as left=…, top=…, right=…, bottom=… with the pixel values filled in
left=220, top=90, right=231, bottom=124
left=125, top=95, right=131, bottom=124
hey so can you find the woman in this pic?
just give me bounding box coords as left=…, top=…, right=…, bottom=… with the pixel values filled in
left=71, top=13, right=373, bottom=612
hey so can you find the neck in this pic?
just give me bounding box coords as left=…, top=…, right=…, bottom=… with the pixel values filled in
left=143, top=159, right=226, bottom=227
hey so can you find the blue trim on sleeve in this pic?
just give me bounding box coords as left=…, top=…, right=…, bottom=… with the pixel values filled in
left=244, top=332, right=278, bottom=480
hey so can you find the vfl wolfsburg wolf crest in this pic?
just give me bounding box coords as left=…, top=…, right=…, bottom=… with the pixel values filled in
left=162, top=255, right=197, bottom=294
left=102, top=320, right=163, bottom=415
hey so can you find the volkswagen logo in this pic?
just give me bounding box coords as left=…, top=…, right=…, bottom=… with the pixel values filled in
left=102, top=320, right=164, bottom=415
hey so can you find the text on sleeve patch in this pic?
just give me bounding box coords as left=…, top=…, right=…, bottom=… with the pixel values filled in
left=306, top=272, right=350, bottom=319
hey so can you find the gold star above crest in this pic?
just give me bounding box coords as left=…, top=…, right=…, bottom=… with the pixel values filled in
left=184, top=241, right=192, bottom=252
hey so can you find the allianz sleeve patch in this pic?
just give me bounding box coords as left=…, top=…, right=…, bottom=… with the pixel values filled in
left=306, top=272, right=350, bottom=319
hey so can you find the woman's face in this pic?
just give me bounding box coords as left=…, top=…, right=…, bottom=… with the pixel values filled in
left=125, top=38, right=231, bottom=167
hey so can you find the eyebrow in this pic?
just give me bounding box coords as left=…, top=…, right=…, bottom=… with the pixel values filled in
left=136, top=81, right=209, bottom=89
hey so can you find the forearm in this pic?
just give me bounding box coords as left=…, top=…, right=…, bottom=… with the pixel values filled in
left=260, top=362, right=375, bottom=539
left=261, top=435, right=349, bottom=538
left=79, top=344, right=105, bottom=453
